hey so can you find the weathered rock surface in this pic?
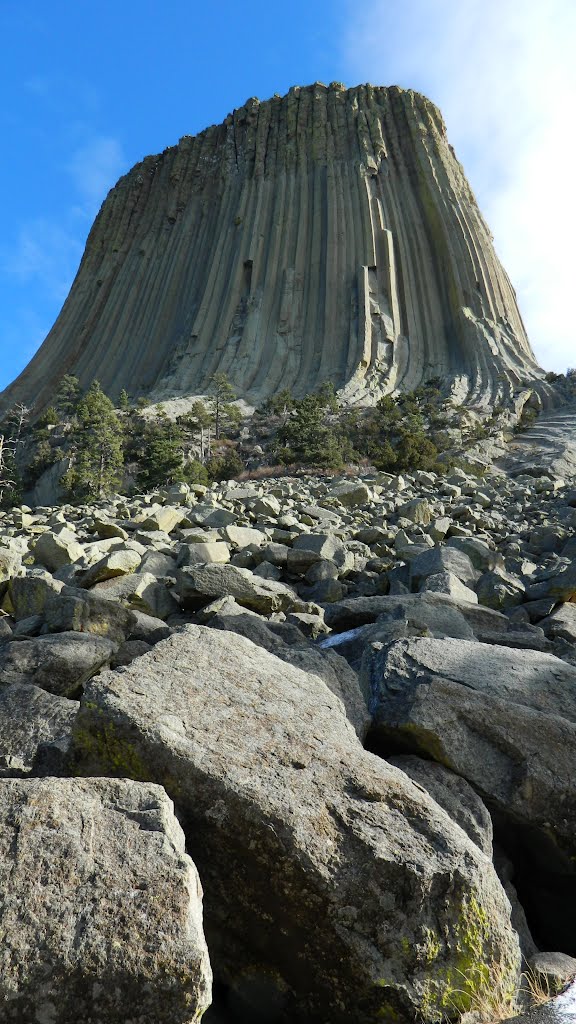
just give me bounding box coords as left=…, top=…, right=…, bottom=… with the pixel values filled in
left=0, top=632, right=115, bottom=695
left=73, top=625, right=520, bottom=1024
left=0, top=83, right=543, bottom=417
left=0, top=683, right=78, bottom=772
left=365, top=637, right=576, bottom=848
left=0, top=777, right=211, bottom=1022
left=389, top=755, right=494, bottom=857
left=177, top=562, right=298, bottom=613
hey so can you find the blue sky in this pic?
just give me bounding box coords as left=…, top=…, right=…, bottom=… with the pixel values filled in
left=1, top=0, right=573, bottom=393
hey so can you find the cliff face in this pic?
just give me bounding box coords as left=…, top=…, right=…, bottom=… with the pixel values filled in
left=1, top=83, right=543, bottom=414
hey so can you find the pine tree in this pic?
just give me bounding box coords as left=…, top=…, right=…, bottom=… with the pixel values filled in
left=136, top=417, right=186, bottom=489
left=208, top=373, right=241, bottom=439
left=182, top=401, right=213, bottom=461
left=63, top=381, right=124, bottom=500
left=55, top=375, right=82, bottom=418
left=277, top=390, right=345, bottom=469
left=118, top=388, right=131, bottom=412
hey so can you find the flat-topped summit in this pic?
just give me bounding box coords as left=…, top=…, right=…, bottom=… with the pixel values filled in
left=1, top=82, right=544, bottom=415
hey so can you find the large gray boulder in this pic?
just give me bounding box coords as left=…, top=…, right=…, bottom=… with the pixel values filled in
left=73, top=625, right=520, bottom=1024
left=80, top=546, right=142, bottom=587
left=177, top=563, right=298, bottom=614
left=364, top=637, right=576, bottom=849
left=0, top=632, right=115, bottom=696
left=89, top=571, right=179, bottom=620
left=0, top=683, right=78, bottom=772
left=0, top=547, right=22, bottom=588
left=206, top=605, right=369, bottom=738
left=0, top=777, right=211, bottom=1022
left=544, top=560, right=576, bottom=601
left=388, top=755, right=493, bottom=857
left=44, top=586, right=136, bottom=643
left=324, top=593, right=476, bottom=640
left=409, top=546, right=479, bottom=591
left=7, top=570, right=64, bottom=620
left=32, top=527, right=84, bottom=572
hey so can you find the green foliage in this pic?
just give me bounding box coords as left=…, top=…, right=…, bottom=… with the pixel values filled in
left=178, top=401, right=213, bottom=461
left=341, top=380, right=448, bottom=472
left=185, top=400, right=212, bottom=430
left=129, top=417, right=187, bottom=490
left=37, top=406, right=59, bottom=427
left=208, top=372, right=240, bottom=439
left=55, top=374, right=81, bottom=418
left=277, top=386, right=346, bottom=469
left=205, top=445, right=244, bottom=481
left=182, top=459, right=209, bottom=486
left=258, top=387, right=296, bottom=420
left=118, top=388, right=131, bottom=411
left=62, top=381, right=124, bottom=500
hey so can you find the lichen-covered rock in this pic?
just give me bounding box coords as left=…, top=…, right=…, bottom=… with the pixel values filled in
left=0, top=777, right=212, bottom=1022
left=6, top=569, right=64, bottom=620
left=44, top=585, right=135, bottom=643
left=89, top=571, right=179, bottom=620
left=0, top=547, right=22, bottom=585
left=398, top=498, right=432, bottom=525
left=80, top=546, right=143, bottom=587
left=72, top=625, right=520, bottom=1024
left=329, top=481, right=372, bottom=508
left=138, top=505, right=186, bottom=533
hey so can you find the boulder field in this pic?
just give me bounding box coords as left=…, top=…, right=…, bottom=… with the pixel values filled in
left=1, top=461, right=576, bottom=1020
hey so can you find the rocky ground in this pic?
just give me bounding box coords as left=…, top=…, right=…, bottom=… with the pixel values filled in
left=2, top=414, right=576, bottom=1021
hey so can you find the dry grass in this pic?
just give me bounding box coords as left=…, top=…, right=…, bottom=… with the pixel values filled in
left=520, top=966, right=561, bottom=1006
left=449, top=963, right=521, bottom=1023
left=449, top=964, right=558, bottom=1024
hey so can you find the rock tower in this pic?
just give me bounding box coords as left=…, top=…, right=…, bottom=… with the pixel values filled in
left=1, top=83, right=544, bottom=414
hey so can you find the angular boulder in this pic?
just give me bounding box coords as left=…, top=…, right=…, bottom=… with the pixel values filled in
left=44, top=586, right=136, bottom=643
left=89, top=572, right=179, bottom=620
left=0, top=632, right=115, bottom=696
left=177, top=563, right=298, bottom=614
left=0, top=683, right=78, bottom=772
left=364, top=637, right=576, bottom=848
left=32, top=527, right=84, bottom=572
left=0, top=777, right=211, bottom=1022
left=409, top=546, right=479, bottom=591
left=81, top=547, right=142, bottom=587
left=73, top=625, right=520, bottom=1024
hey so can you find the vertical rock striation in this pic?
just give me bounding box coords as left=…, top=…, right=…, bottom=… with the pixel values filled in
left=1, top=83, right=544, bottom=414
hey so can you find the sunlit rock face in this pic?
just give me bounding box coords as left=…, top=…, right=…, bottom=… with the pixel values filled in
left=1, top=83, right=544, bottom=414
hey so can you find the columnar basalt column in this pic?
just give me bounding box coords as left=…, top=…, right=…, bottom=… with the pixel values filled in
left=0, top=83, right=544, bottom=416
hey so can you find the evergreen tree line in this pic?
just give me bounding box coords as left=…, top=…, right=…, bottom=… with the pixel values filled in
left=260, top=378, right=454, bottom=473
left=15, top=372, right=244, bottom=505
left=3, top=366, right=554, bottom=508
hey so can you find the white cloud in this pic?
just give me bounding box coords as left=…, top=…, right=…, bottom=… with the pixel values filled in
left=67, top=135, right=126, bottom=211
left=342, top=0, right=576, bottom=372
left=2, top=219, right=83, bottom=302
